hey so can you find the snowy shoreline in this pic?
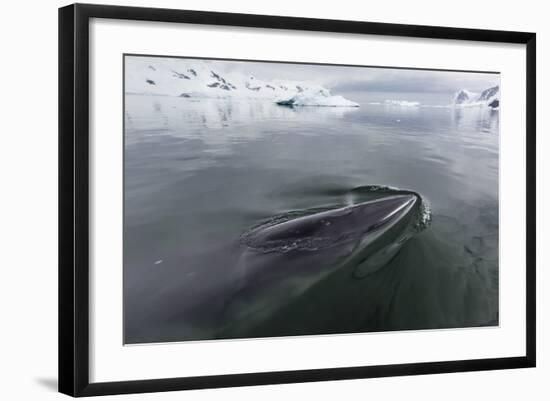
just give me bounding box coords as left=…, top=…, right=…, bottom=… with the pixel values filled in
left=125, top=56, right=499, bottom=110
left=126, top=56, right=358, bottom=107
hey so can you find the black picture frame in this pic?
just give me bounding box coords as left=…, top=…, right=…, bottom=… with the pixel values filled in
left=59, top=3, right=536, bottom=397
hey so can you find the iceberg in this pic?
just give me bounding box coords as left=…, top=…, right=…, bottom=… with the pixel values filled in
left=276, top=89, right=359, bottom=107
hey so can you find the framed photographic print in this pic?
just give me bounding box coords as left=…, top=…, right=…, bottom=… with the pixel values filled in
left=58, top=3, right=536, bottom=397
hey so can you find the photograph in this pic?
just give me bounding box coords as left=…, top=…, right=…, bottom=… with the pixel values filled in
left=123, top=55, right=500, bottom=344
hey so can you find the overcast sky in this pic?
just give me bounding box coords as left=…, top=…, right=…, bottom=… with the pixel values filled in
left=212, top=58, right=499, bottom=95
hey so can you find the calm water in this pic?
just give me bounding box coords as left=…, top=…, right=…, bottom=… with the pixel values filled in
left=124, top=94, right=499, bottom=344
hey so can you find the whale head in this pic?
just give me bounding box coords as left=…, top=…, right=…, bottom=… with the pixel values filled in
left=242, top=194, right=419, bottom=254
left=220, top=192, right=427, bottom=336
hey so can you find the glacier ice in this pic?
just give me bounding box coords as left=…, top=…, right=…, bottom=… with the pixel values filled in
left=276, top=89, right=359, bottom=107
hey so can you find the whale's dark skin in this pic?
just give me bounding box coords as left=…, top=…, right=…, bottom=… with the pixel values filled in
left=219, top=194, right=422, bottom=336
left=244, top=194, right=417, bottom=252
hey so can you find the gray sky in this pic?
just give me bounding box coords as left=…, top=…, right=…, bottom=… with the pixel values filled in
left=216, top=58, right=499, bottom=95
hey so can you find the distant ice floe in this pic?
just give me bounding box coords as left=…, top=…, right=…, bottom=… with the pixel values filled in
left=453, top=85, right=499, bottom=109
left=383, top=100, right=420, bottom=107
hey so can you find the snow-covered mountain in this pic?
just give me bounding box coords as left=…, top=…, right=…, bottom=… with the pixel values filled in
left=125, top=57, right=358, bottom=107
left=453, top=86, right=499, bottom=109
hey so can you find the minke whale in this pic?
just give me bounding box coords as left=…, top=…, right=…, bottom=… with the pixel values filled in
left=218, top=193, right=427, bottom=336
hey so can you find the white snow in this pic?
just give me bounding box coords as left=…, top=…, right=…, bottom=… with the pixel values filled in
left=125, top=56, right=358, bottom=106
left=453, top=89, right=478, bottom=105
left=452, top=86, right=499, bottom=109
left=276, top=89, right=359, bottom=107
